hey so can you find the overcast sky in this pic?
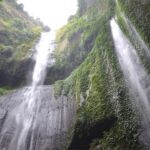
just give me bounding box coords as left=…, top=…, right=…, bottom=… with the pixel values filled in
left=17, top=0, right=78, bottom=29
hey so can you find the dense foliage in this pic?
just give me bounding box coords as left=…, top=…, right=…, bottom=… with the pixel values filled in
left=0, top=0, right=43, bottom=89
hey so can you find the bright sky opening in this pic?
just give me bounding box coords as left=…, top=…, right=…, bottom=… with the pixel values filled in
left=17, top=0, right=78, bottom=30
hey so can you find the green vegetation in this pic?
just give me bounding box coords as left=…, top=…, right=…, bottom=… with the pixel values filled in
left=53, top=0, right=145, bottom=149
left=116, top=0, right=150, bottom=75
left=0, top=87, right=11, bottom=95
left=0, top=0, right=148, bottom=149
left=46, top=0, right=113, bottom=85
left=0, top=0, right=43, bottom=88
left=118, top=0, right=150, bottom=48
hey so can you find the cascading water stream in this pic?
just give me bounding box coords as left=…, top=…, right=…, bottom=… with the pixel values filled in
left=0, top=29, right=76, bottom=150
left=0, top=31, right=54, bottom=150
left=110, top=18, right=150, bottom=146
left=32, top=31, right=55, bottom=87
left=17, top=31, right=55, bottom=150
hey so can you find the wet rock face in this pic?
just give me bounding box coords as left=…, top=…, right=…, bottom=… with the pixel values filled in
left=0, top=58, right=35, bottom=87
left=0, top=86, right=76, bottom=150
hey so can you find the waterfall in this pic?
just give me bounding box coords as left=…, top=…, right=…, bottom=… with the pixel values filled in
left=118, top=12, right=150, bottom=62
left=32, top=31, right=55, bottom=87
left=14, top=31, right=54, bottom=150
left=0, top=30, right=76, bottom=150
left=123, top=16, right=150, bottom=58
left=110, top=18, right=150, bottom=146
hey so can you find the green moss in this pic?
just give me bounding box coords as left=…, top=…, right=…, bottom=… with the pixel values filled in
left=51, top=0, right=113, bottom=80
left=118, top=0, right=150, bottom=48
left=54, top=80, right=64, bottom=98
left=0, top=87, right=11, bottom=96
left=52, top=0, right=146, bottom=149
left=116, top=0, right=150, bottom=74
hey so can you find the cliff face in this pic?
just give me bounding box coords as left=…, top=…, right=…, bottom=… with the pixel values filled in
left=0, top=0, right=149, bottom=149
left=0, top=0, right=43, bottom=90
left=53, top=0, right=150, bottom=149
left=0, top=86, right=76, bottom=150
left=45, top=0, right=113, bottom=85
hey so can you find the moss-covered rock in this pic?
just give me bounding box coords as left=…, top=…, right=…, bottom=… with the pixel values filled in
left=52, top=0, right=147, bottom=149
left=45, top=0, right=113, bottom=85
left=118, top=0, right=150, bottom=48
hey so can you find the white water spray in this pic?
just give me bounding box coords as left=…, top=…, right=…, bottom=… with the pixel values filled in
left=32, top=31, right=55, bottom=87
left=111, top=18, right=150, bottom=146
left=0, top=31, right=55, bottom=150
left=118, top=12, right=150, bottom=59
left=19, top=31, right=55, bottom=149
left=26, top=31, right=55, bottom=113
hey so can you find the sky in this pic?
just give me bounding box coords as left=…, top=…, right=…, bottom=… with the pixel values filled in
left=17, top=0, right=78, bottom=30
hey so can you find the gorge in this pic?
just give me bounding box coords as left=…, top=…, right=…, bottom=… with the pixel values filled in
left=0, top=0, right=150, bottom=149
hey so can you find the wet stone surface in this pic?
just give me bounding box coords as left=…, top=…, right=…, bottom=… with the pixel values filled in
left=0, top=85, right=76, bottom=150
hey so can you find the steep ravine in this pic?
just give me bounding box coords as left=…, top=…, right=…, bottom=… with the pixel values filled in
left=0, top=0, right=150, bottom=149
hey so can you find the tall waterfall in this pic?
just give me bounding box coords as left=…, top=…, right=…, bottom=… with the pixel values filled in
left=32, top=31, right=55, bottom=87
left=0, top=31, right=76, bottom=150
left=111, top=18, right=150, bottom=146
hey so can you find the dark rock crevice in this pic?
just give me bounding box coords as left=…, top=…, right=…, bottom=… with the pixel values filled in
left=69, top=116, right=117, bottom=150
